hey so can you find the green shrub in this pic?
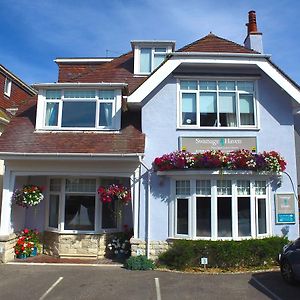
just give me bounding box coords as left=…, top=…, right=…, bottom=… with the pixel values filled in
left=124, top=255, right=155, bottom=270
left=158, top=237, right=288, bottom=270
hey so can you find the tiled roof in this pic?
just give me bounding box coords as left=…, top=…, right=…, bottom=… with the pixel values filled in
left=177, top=33, right=258, bottom=54
left=57, top=52, right=147, bottom=94
left=0, top=100, right=145, bottom=155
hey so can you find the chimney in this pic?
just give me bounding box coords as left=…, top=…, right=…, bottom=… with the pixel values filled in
left=244, top=10, right=263, bottom=53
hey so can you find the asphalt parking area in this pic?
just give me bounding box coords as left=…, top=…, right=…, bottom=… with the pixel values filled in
left=0, top=264, right=299, bottom=300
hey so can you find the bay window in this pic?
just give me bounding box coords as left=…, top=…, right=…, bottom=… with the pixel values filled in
left=44, top=89, right=116, bottom=129
left=173, top=178, right=269, bottom=240
left=47, top=177, right=128, bottom=232
left=179, top=80, right=257, bottom=128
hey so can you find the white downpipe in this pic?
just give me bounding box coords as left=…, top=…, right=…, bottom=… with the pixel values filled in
left=139, top=156, right=151, bottom=259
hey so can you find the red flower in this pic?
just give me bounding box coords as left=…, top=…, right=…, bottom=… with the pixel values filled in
left=23, top=228, right=29, bottom=234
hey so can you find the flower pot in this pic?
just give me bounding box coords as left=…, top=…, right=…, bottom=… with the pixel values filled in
left=16, top=253, right=27, bottom=259
left=30, top=247, right=37, bottom=257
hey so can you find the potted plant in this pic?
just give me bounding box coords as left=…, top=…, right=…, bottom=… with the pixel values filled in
left=97, top=184, right=131, bottom=204
left=12, top=185, right=44, bottom=208
left=14, top=228, right=41, bottom=258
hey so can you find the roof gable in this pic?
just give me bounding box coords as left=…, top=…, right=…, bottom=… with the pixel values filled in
left=177, top=33, right=258, bottom=54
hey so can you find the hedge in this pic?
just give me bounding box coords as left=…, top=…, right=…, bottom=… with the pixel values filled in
left=158, top=237, right=287, bottom=270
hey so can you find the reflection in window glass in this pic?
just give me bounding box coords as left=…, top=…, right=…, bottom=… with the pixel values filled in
left=49, top=195, right=59, bottom=228
left=219, top=92, right=236, bottom=127
left=65, top=178, right=96, bottom=193
left=217, top=197, right=232, bottom=237
left=200, top=92, right=217, bottom=126
left=102, top=201, right=117, bottom=229
left=196, top=197, right=211, bottom=237
left=237, top=180, right=250, bottom=195
left=64, top=195, right=95, bottom=231
left=237, top=81, right=254, bottom=92
left=180, top=81, right=197, bottom=90
left=99, top=103, right=112, bottom=127
left=182, top=93, right=196, bottom=125
left=238, top=197, right=251, bottom=236
left=199, top=81, right=217, bottom=90
left=176, top=181, right=190, bottom=195
left=218, top=81, right=235, bottom=90
left=46, top=90, right=61, bottom=99
left=99, top=90, right=114, bottom=99
left=62, top=102, right=96, bottom=127
left=258, top=198, right=267, bottom=234
left=177, top=198, right=188, bottom=235
left=45, top=102, right=59, bottom=126
left=64, top=90, right=95, bottom=98
left=239, top=94, right=254, bottom=125
left=140, top=48, right=151, bottom=73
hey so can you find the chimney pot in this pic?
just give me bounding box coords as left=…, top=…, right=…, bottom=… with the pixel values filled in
left=247, top=10, right=258, bottom=34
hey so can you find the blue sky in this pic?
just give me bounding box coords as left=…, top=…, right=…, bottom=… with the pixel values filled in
left=0, top=0, right=299, bottom=85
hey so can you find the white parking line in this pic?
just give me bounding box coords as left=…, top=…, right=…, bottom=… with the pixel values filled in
left=251, top=277, right=282, bottom=300
left=39, top=276, right=63, bottom=300
left=155, top=277, right=162, bottom=300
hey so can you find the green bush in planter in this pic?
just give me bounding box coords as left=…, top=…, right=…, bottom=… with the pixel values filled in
left=124, top=255, right=155, bottom=270
left=159, top=237, right=288, bottom=270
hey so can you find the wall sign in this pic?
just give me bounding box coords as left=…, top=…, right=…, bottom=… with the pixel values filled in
left=275, top=193, right=296, bottom=224
left=179, top=137, right=257, bottom=153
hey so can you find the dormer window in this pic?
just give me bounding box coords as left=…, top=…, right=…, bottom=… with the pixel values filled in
left=38, top=88, right=121, bottom=131
left=131, top=40, right=175, bottom=75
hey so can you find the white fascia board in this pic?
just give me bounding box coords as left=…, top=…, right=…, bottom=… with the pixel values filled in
left=127, top=55, right=300, bottom=104
left=32, top=82, right=127, bottom=89
left=0, top=152, right=144, bottom=161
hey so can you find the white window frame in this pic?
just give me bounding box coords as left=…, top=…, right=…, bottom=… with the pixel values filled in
left=171, top=177, right=270, bottom=240
left=4, top=78, right=12, bottom=97
left=138, top=47, right=168, bottom=74
left=45, top=177, right=121, bottom=234
left=177, top=79, right=258, bottom=130
left=39, top=89, right=120, bottom=131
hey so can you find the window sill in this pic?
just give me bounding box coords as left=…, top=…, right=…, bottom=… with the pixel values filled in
left=176, top=126, right=260, bottom=131
left=35, top=129, right=121, bottom=134
left=45, top=229, right=120, bottom=234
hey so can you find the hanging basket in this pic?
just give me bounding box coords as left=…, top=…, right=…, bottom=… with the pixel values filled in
left=12, top=185, right=44, bottom=208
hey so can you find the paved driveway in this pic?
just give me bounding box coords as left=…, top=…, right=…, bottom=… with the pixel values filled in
left=0, top=264, right=299, bottom=299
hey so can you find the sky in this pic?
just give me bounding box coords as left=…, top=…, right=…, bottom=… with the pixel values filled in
left=0, top=0, right=299, bottom=85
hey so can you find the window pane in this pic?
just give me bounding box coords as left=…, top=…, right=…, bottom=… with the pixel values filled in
left=196, top=197, right=211, bottom=237
left=49, top=195, right=59, bottom=228
left=62, top=101, right=96, bottom=127
left=237, top=81, right=254, bottom=92
left=217, top=197, right=232, bottom=237
left=64, top=195, right=95, bottom=231
left=217, top=180, right=232, bottom=195
left=199, top=81, right=216, bottom=90
left=153, top=54, right=165, bottom=69
left=196, top=180, right=211, bottom=195
left=4, top=78, right=12, bottom=96
left=239, top=94, right=254, bottom=125
left=99, top=90, right=114, bottom=99
left=182, top=93, right=196, bottom=125
left=180, top=81, right=197, bottom=90
left=102, top=201, right=117, bottom=229
left=238, top=197, right=251, bottom=236
left=218, top=81, right=235, bottom=90
left=46, top=90, right=61, bottom=99
left=64, top=90, right=95, bottom=98
left=177, top=198, right=188, bottom=235
left=140, top=48, right=151, bottom=73
left=254, top=181, right=266, bottom=195
left=154, top=47, right=167, bottom=52
left=219, top=92, right=237, bottom=127
left=45, top=102, right=59, bottom=126
left=99, top=103, right=113, bottom=127
left=258, top=198, right=267, bottom=234
left=65, top=178, right=96, bottom=193
left=200, top=92, right=217, bottom=126
left=50, top=179, right=61, bottom=192
left=176, top=180, right=190, bottom=195
left=237, top=180, right=250, bottom=195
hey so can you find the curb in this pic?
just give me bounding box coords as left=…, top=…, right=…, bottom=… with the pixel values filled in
left=6, top=262, right=123, bottom=267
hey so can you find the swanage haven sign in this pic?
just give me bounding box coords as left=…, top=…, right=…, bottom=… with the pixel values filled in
left=180, top=137, right=257, bottom=153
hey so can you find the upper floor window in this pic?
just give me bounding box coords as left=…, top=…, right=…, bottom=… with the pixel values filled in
left=4, top=78, right=12, bottom=97
left=179, top=80, right=257, bottom=128
left=44, top=89, right=117, bottom=130
left=140, top=47, right=167, bottom=73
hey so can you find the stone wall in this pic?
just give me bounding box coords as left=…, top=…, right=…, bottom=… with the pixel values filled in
left=0, top=234, right=18, bottom=263
left=43, top=231, right=110, bottom=258
left=130, top=238, right=170, bottom=260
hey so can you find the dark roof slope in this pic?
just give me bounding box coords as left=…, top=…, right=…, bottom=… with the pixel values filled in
left=0, top=99, right=145, bottom=154
left=58, top=52, right=147, bottom=94
left=177, top=33, right=258, bottom=54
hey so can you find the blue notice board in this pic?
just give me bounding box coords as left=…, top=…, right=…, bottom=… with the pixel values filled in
left=275, top=193, right=296, bottom=224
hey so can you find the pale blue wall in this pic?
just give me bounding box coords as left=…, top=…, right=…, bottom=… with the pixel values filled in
left=139, top=68, right=299, bottom=241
